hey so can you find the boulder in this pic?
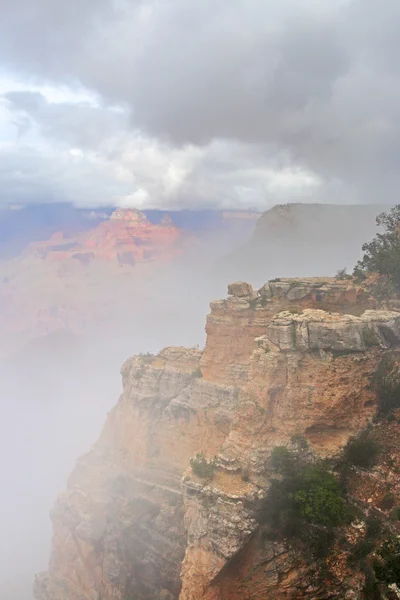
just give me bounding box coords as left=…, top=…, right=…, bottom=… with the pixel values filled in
left=227, top=281, right=254, bottom=298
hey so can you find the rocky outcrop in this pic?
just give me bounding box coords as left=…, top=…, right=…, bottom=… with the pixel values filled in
left=201, top=278, right=370, bottom=385
left=35, top=277, right=400, bottom=600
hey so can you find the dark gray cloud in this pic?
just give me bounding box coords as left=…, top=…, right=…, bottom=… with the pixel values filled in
left=0, top=0, right=399, bottom=206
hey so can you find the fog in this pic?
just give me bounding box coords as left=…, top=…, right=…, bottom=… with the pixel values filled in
left=0, top=205, right=384, bottom=599
left=0, top=225, right=243, bottom=600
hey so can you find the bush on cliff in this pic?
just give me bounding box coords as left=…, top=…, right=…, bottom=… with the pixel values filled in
left=374, top=354, right=400, bottom=417
left=354, top=205, right=400, bottom=291
left=264, top=447, right=349, bottom=538
left=374, top=536, right=400, bottom=588
left=335, top=268, right=352, bottom=280
left=190, top=452, right=216, bottom=479
left=342, top=430, right=380, bottom=469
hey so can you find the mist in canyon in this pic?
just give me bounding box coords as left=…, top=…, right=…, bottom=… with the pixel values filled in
left=0, top=204, right=387, bottom=599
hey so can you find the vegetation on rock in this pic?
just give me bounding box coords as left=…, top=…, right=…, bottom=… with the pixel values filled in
left=335, top=268, right=352, bottom=280
left=354, top=205, right=400, bottom=292
left=374, top=537, right=400, bottom=590
left=374, top=354, right=400, bottom=417
left=264, top=446, right=349, bottom=540
left=342, top=429, right=380, bottom=469
left=190, top=452, right=216, bottom=479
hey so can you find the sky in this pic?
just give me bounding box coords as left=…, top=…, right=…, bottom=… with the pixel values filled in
left=0, top=0, right=399, bottom=210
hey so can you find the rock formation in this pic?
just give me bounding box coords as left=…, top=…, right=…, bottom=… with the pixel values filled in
left=35, top=277, right=400, bottom=600
left=27, top=209, right=183, bottom=265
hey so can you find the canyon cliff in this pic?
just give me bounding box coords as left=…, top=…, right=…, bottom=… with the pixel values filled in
left=35, top=277, right=400, bottom=600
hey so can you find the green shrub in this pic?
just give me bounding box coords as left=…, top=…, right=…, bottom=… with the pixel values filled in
left=353, top=205, right=400, bottom=290
left=374, top=355, right=400, bottom=417
left=343, top=431, right=379, bottom=469
left=291, top=466, right=349, bottom=527
left=390, top=507, right=400, bottom=521
left=270, top=277, right=281, bottom=283
left=270, top=446, right=296, bottom=474
left=264, top=450, right=349, bottom=534
left=374, top=537, right=400, bottom=587
left=190, top=452, right=216, bottom=479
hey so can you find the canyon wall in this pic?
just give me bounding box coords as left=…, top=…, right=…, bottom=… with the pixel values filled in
left=35, top=277, right=400, bottom=600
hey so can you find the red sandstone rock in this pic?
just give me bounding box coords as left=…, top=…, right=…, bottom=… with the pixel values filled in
left=27, top=209, right=184, bottom=265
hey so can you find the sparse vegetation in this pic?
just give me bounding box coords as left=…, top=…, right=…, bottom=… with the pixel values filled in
left=335, top=268, right=352, bottom=280
left=342, top=430, right=379, bottom=469
left=270, top=445, right=296, bottom=474
left=374, top=536, right=400, bottom=588
left=374, top=354, right=400, bottom=417
left=270, top=277, right=281, bottom=283
left=264, top=446, right=349, bottom=540
left=348, top=538, right=375, bottom=565
left=190, top=452, right=216, bottom=479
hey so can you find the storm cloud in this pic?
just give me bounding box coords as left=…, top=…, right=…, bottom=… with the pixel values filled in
left=0, top=0, right=399, bottom=207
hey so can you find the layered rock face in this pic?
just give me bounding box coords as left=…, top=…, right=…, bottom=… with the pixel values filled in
left=36, top=278, right=400, bottom=600
left=27, top=209, right=183, bottom=266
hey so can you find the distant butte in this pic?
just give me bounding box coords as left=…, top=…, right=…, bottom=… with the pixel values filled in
left=26, top=208, right=184, bottom=266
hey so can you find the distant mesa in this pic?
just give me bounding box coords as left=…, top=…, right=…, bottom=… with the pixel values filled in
left=26, top=208, right=183, bottom=266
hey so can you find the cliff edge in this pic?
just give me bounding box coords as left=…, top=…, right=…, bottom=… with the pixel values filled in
left=35, top=277, right=400, bottom=600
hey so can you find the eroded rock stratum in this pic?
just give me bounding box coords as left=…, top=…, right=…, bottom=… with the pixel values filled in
left=35, top=278, right=400, bottom=600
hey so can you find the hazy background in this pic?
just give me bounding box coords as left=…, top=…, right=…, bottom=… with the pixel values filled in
left=0, top=222, right=246, bottom=600
left=0, top=200, right=387, bottom=599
